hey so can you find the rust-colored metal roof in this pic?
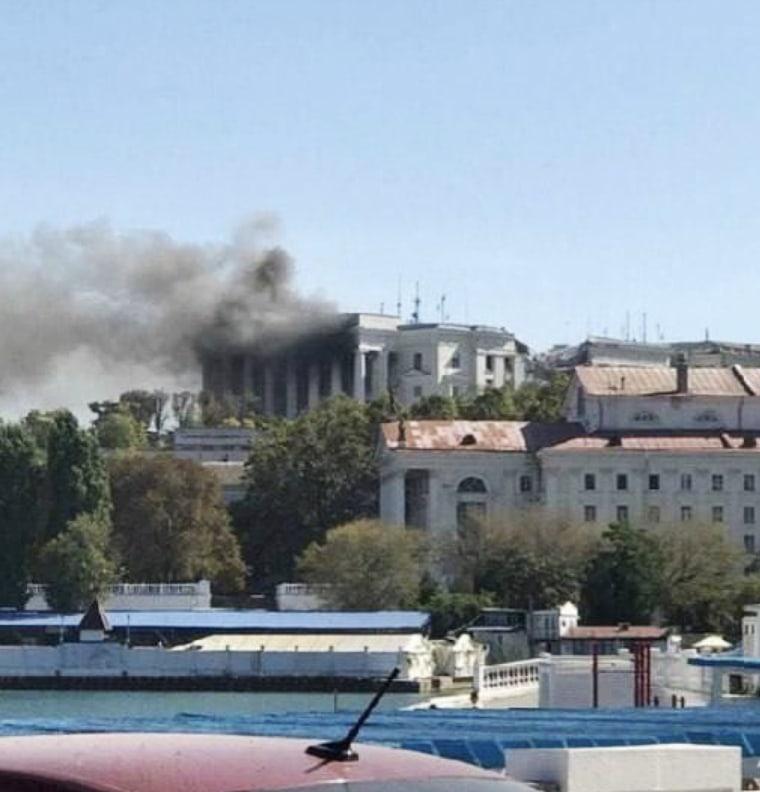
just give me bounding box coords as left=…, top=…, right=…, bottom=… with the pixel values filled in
left=576, top=365, right=756, bottom=396
left=564, top=626, right=668, bottom=641
left=548, top=432, right=760, bottom=452
left=380, top=421, right=584, bottom=452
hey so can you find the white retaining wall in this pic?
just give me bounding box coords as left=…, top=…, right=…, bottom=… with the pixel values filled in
left=0, top=644, right=404, bottom=678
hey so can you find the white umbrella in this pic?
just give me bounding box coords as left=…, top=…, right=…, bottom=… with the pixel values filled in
left=693, top=634, right=732, bottom=652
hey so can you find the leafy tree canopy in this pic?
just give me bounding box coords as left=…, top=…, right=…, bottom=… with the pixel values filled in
left=39, top=512, right=119, bottom=612
left=581, top=522, right=663, bottom=625
left=297, top=519, right=427, bottom=610
left=93, top=409, right=147, bottom=450
left=109, top=455, right=246, bottom=592
left=0, top=424, right=45, bottom=607
left=447, top=514, right=597, bottom=609
left=45, top=411, right=111, bottom=540
left=232, top=395, right=378, bottom=589
left=653, top=521, right=743, bottom=633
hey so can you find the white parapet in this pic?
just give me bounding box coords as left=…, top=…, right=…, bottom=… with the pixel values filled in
left=505, top=744, right=741, bottom=792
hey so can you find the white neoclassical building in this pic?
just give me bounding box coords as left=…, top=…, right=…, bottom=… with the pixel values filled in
left=378, top=361, right=760, bottom=552
left=202, top=313, right=527, bottom=418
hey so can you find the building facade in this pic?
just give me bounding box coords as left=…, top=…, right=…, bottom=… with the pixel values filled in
left=378, top=362, right=760, bottom=552
left=202, top=313, right=527, bottom=417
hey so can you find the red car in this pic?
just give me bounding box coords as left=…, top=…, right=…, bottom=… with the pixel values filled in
left=0, top=732, right=534, bottom=792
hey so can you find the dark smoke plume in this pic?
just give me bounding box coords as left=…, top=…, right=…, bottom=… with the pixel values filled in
left=0, top=219, right=337, bottom=417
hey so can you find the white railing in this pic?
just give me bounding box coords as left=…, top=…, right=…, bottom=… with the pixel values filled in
left=26, top=581, right=212, bottom=611
left=477, top=658, right=543, bottom=697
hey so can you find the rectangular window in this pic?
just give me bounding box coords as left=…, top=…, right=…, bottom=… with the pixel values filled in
left=412, top=385, right=423, bottom=399
left=745, top=474, right=756, bottom=492
left=712, top=506, right=724, bottom=523
left=745, top=506, right=756, bottom=525
left=648, top=474, right=660, bottom=490
left=616, top=474, right=628, bottom=491
left=519, top=475, right=532, bottom=493
left=681, top=505, right=693, bottom=522
left=616, top=505, right=629, bottom=523
left=584, top=473, right=596, bottom=491
left=745, top=534, right=756, bottom=554
left=680, top=473, right=692, bottom=491
left=485, top=355, right=494, bottom=372
left=712, top=474, right=724, bottom=492
left=450, top=353, right=461, bottom=369
left=413, top=352, right=423, bottom=371
left=584, top=505, right=597, bottom=523
left=647, top=505, right=661, bottom=523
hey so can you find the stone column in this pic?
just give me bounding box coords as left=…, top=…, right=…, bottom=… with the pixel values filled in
left=242, top=355, right=253, bottom=407
left=263, top=364, right=275, bottom=416
left=353, top=349, right=367, bottom=402
left=307, top=363, right=320, bottom=409
left=285, top=358, right=298, bottom=418
left=380, top=472, right=406, bottom=526
left=331, top=358, right=343, bottom=396
left=377, top=350, right=389, bottom=397
left=494, top=355, right=506, bottom=387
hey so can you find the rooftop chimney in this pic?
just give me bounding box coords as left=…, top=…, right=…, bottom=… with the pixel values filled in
left=675, top=353, right=689, bottom=394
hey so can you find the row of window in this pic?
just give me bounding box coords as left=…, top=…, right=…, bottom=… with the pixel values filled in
left=583, top=503, right=757, bottom=526
left=584, top=472, right=757, bottom=492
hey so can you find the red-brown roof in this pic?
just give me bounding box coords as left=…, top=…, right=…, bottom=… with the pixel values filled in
left=380, top=421, right=584, bottom=452
left=564, top=625, right=668, bottom=641
left=576, top=365, right=760, bottom=396
left=548, top=432, right=760, bottom=452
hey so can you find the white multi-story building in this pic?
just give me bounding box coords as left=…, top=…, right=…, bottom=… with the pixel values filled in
left=202, top=313, right=527, bottom=417
left=378, top=361, right=760, bottom=552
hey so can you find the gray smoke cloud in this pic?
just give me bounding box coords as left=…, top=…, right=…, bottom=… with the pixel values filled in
left=0, top=218, right=337, bottom=418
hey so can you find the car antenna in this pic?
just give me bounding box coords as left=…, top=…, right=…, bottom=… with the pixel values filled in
left=305, top=666, right=400, bottom=762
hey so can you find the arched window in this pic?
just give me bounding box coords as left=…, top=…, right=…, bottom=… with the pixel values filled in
left=456, top=477, right=488, bottom=534
left=457, top=477, right=487, bottom=493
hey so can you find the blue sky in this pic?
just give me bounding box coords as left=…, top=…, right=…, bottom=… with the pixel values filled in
left=2, top=0, right=759, bottom=354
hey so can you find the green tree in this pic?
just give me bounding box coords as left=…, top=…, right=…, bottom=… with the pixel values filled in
left=39, top=512, right=119, bottom=612
left=409, top=394, right=459, bottom=419
left=513, top=372, right=570, bottom=422
left=233, top=395, right=378, bottom=589
left=581, top=522, right=663, bottom=624
left=119, top=390, right=164, bottom=433
left=297, top=519, right=427, bottom=610
left=654, top=522, right=743, bottom=632
left=94, top=409, right=147, bottom=450
left=171, top=391, right=199, bottom=428
left=46, top=411, right=111, bottom=540
left=448, top=514, right=596, bottom=608
left=460, top=387, right=518, bottom=420
left=421, top=588, right=495, bottom=639
left=0, top=425, right=45, bottom=606
left=109, top=455, right=246, bottom=592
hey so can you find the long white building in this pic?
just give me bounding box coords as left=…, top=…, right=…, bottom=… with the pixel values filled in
left=378, top=361, right=760, bottom=551
left=202, top=313, right=527, bottom=417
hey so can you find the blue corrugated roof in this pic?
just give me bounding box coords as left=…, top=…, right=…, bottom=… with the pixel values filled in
left=8, top=706, right=760, bottom=770
left=688, top=655, right=760, bottom=669
left=0, top=610, right=429, bottom=632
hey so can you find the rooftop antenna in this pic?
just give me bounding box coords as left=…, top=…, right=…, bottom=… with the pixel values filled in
left=396, top=277, right=402, bottom=319
left=305, top=667, right=400, bottom=762
left=642, top=312, right=647, bottom=343
left=437, top=293, right=448, bottom=323
left=411, top=281, right=420, bottom=324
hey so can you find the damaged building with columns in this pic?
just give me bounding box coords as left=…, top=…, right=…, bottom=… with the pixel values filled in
left=201, top=313, right=528, bottom=417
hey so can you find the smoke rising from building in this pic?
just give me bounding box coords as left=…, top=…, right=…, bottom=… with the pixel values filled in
left=0, top=219, right=337, bottom=417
